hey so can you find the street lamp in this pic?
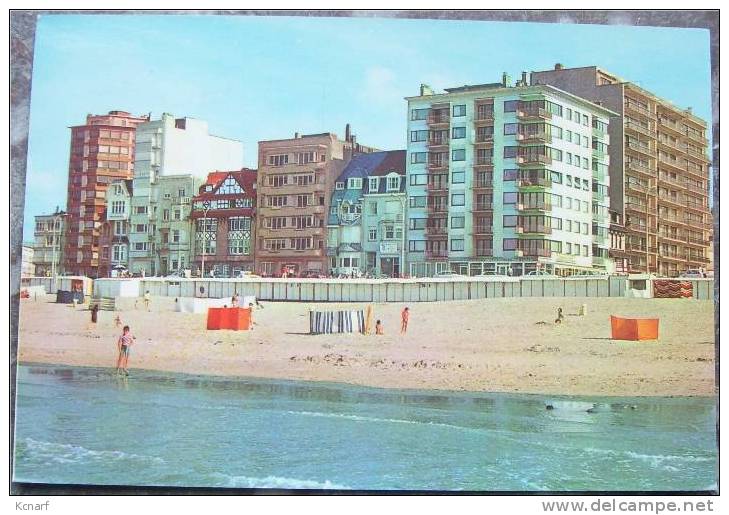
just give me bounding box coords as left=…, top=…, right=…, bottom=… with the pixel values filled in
left=50, top=213, right=65, bottom=288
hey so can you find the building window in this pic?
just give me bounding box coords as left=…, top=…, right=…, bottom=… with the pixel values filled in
left=386, top=176, right=400, bottom=191
left=450, top=239, right=465, bottom=252
left=408, top=240, right=425, bottom=252
left=504, top=100, right=518, bottom=112
left=348, top=178, right=363, bottom=189
left=452, top=149, right=465, bottom=161
left=111, top=201, right=125, bottom=215
left=452, top=171, right=465, bottom=184
left=172, top=230, right=180, bottom=243
left=335, top=182, right=345, bottom=190
left=503, top=123, right=518, bottom=135
left=451, top=216, right=465, bottom=229
left=368, top=202, right=378, bottom=214
left=409, top=218, right=426, bottom=230
left=174, top=209, right=181, bottom=220
left=409, top=196, right=426, bottom=208
left=503, top=238, right=518, bottom=251
left=452, top=126, right=466, bottom=139
left=217, top=176, right=243, bottom=194
left=268, top=154, right=289, bottom=166
left=410, top=130, right=429, bottom=142
left=452, top=104, right=466, bottom=117
left=503, top=192, right=518, bottom=205
left=228, top=217, right=252, bottom=255
left=134, top=206, right=148, bottom=215
left=369, top=227, right=377, bottom=241
left=296, top=151, right=315, bottom=164
left=411, top=108, right=429, bottom=120
left=503, top=146, right=518, bottom=158
left=411, top=152, right=427, bottom=164
left=451, top=193, right=465, bottom=206
left=503, top=215, right=517, bottom=227
left=369, top=177, right=379, bottom=192
left=410, top=174, right=427, bottom=186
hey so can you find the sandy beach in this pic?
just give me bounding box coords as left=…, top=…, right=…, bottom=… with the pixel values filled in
left=17, top=295, right=716, bottom=396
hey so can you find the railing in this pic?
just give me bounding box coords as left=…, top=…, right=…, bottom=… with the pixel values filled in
left=473, top=203, right=494, bottom=211
left=626, top=160, right=654, bottom=175
left=519, top=248, right=551, bottom=257
left=475, top=135, right=494, bottom=144
left=474, top=248, right=494, bottom=257
left=427, top=205, right=448, bottom=213
left=425, top=250, right=449, bottom=259
left=473, top=226, right=493, bottom=235
left=625, top=101, right=654, bottom=118
left=475, top=157, right=494, bottom=166
left=518, top=132, right=552, bottom=144
left=518, top=226, right=552, bottom=235
left=429, top=137, right=450, bottom=146
left=517, top=108, right=551, bottom=120
left=517, top=178, right=551, bottom=188
left=473, top=179, right=494, bottom=188
left=626, top=140, right=653, bottom=155
left=657, top=117, right=684, bottom=135
left=624, top=121, right=655, bottom=138
left=428, top=113, right=450, bottom=125
left=517, top=155, right=551, bottom=166
left=425, top=226, right=448, bottom=236
left=518, top=203, right=551, bottom=212
left=686, top=147, right=708, bottom=160
left=426, top=182, right=449, bottom=191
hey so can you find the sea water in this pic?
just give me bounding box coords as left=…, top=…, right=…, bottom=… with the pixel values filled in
left=13, top=364, right=717, bottom=491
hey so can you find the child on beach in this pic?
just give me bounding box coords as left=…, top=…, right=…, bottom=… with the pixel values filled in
left=143, top=291, right=151, bottom=312
left=116, top=325, right=136, bottom=376
left=114, top=314, right=122, bottom=328
left=375, top=320, right=384, bottom=335
left=400, top=307, right=410, bottom=335
left=249, top=302, right=256, bottom=330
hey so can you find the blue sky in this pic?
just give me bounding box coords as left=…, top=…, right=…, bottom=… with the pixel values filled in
left=22, top=14, right=712, bottom=241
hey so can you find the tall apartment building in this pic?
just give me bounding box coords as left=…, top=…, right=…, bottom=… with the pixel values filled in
left=256, top=126, right=377, bottom=277
left=190, top=169, right=257, bottom=277
left=405, top=75, right=615, bottom=277
left=532, top=64, right=712, bottom=276
left=327, top=150, right=407, bottom=277
left=64, top=111, right=150, bottom=277
left=32, top=208, right=67, bottom=277
left=127, top=114, right=244, bottom=275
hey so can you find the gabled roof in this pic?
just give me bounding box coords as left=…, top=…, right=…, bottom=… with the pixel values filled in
left=196, top=168, right=257, bottom=197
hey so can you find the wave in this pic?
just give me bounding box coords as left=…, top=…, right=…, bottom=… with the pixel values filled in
left=207, top=472, right=348, bottom=490
left=18, top=438, right=165, bottom=466
left=285, top=410, right=490, bottom=434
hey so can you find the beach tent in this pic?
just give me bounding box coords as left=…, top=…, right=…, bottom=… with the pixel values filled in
left=309, top=309, right=366, bottom=334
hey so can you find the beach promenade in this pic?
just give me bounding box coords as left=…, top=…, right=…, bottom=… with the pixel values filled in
left=17, top=295, right=715, bottom=397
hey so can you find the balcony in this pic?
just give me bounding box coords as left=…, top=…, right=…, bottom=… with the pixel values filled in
left=657, top=195, right=684, bottom=209
left=426, top=182, right=449, bottom=192
left=517, top=108, right=551, bottom=121
left=427, top=204, right=448, bottom=214
left=517, top=132, right=552, bottom=144
left=427, top=112, right=450, bottom=127
left=517, top=202, right=551, bottom=213
left=683, top=130, right=709, bottom=146
left=474, top=248, right=494, bottom=257
left=427, top=157, right=448, bottom=171
left=519, top=248, right=552, bottom=258
left=624, top=121, right=656, bottom=138
left=684, top=235, right=707, bottom=246
left=516, top=155, right=551, bottom=167
left=428, top=136, right=450, bottom=149
left=474, top=158, right=494, bottom=169
left=425, top=225, right=448, bottom=235
left=474, top=104, right=494, bottom=124
left=474, top=135, right=495, bottom=146
left=626, top=160, right=655, bottom=177
left=517, top=226, right=552, bottom=236
left=378, top=241, right=402, bottom=255
left=685, top=146, right=709, bottom=161
left=473, top=225, right=493, bottom=235
left=657, top=117, right=684, bottom=137
left=473, top=179, right=494, bottom=189
left=624, top=101, right=654, bottom=119
left=425, top=249, right=449, bottom=260
left=625, top=140, right=654, bottom=157
left=625, top=202, right=649, bottom=214
left=473, top=203, right=494, bottom=213
left=657, top=231, right=683, bottom=243
left=684, top=200, right=707, bottom=213
left=517, top=178, right=551, bottom=189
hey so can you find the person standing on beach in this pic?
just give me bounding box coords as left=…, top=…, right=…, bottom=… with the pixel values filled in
left=116, top=325, right=136, bottom=376
left=90, top=303, right=99, bottom=328
left=143, top=290, right=151, bottom=312
left=232, top=293, right=239, bottom=308
left=401, top=307, right=410, bottom=335
left=375, top=320, right=384, bottom=335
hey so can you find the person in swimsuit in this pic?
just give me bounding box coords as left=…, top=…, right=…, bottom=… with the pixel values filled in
left=400, top=307, right=410, bottom=335
left=116, top=325, right=136, bottom=376
left=375, top=320, right=384, bottom=335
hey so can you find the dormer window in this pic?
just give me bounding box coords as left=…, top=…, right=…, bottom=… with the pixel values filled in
left=335, top=182, right=345, bottom=190
left=387, top=175, right=400, bottom=191
left=205, top=185, right=213, bottom=192
left=369, top=177, right=379, bottom=192
left=348, top=178, right=363, bottom=189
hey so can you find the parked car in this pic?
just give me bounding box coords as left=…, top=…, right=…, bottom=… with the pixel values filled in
left=299, top=270, right=327, bottom=279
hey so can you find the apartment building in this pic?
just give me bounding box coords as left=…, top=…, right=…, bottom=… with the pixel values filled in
left=532, top=64, right=712, bottom=277
left=327, top=150, right=407, bottom=277
left=405, top=75, right=615, bottom=277
left=32, top=209, right=67, bottom=277
left=127, top=114, right=244, bottom=275
left=98, top=180, right=133, bottom=277
left=22, top=245, right=35, bottom=278
left=256, top=126, right=377, bottom=277
left=64, top=110, right=149, bottom=277
left=190, top=169, right=257, bottom=277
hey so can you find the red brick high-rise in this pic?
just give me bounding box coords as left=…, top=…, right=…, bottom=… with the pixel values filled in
left=64, top=111, right=149, bottom=277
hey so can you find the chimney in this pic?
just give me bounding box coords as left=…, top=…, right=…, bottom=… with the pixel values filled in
left=419, top=84, right=433, bottom=96
left=555, top=63, right=564, bottom=70
left=294, top=132, right=300, bottom=139
left=502, top=72, right=511, bottom=87
left=521, top=71, right=528, bottom=86
left=345, top=123, right=351, bottom=142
